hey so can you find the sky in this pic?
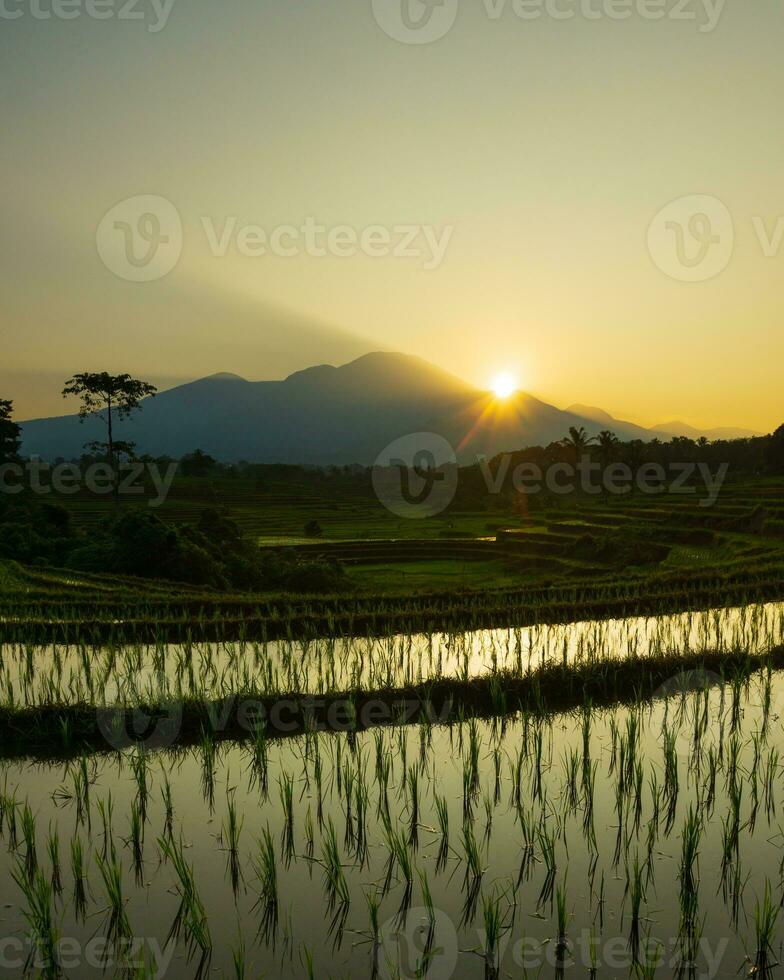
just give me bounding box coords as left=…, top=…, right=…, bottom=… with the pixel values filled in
left=1, top=0, right=783, bottom=432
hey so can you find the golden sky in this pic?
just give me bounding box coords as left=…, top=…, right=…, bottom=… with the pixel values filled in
left=2, top=0, right=783, bottom=432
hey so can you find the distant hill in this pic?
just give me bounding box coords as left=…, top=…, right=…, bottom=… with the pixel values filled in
left=19, top=353, right=760, bottom=465
left=568, top=405, right=762, bottom=443
left=650, top=420, right=762, bottom=441
left=565, top=404, right=656, bottom=441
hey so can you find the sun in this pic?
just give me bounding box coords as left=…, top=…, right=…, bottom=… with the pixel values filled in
left=490, top=372, right=517, bottom=400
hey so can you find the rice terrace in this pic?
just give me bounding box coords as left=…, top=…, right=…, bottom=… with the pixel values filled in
left=1, top=400, right=784, bottom=978
left=4, top=1, right=784, bottom=976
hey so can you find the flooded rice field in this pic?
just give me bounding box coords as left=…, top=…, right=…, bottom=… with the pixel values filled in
left=2, top=602, right=783, bottom=709
left=1, top=661, right=784, bottom=977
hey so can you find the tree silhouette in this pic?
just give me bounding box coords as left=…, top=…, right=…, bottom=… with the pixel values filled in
left=62, top=373, right=157, bottom=498
left=0, top=400, right=21, bottom=465
left=596, top=430, right=619, bottom=466
left=562, top=426, right=597, bottom=461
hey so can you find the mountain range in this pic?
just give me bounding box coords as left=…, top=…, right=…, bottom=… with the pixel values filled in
left=19, top=353, right=763, bottom=465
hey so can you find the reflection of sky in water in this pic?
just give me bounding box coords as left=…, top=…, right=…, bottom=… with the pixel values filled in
left=1, top=672, right=781, bottom=978
left=2, top=602, right=783, bottom=708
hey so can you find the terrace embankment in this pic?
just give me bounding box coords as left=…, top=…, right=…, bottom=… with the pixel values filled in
left=3, top=645, right=783, bottom=760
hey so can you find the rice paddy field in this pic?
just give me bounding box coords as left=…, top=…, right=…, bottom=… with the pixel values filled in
left=2, top=479, right=784, bottom=977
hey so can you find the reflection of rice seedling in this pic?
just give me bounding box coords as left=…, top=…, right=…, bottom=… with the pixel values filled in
left=321, top=818, right=350, bottom=907
left=96, top=851, right=132, bottom=943
left=300, top=944, right=316, bottom=980
left=418, top=867, right=435, bottom=926
left=200, top=729, right=217, bottom=811
left=231, top=933, right=246, bottom=979
left=537, top=827, right=557, bottom=907
left=46, top=824, right=61, bottom=895
left=253, top=824, right=278, bottom=939
left=222, top=787, right=244, bottom=892
left=279, top=772, right=295, bottom=862
left=304, top=806, right=315, bottom=859
left=407, top=763, right=420, bottom=845
left=158, top=835, right=212, bottom=963
left=161, top=771, right=174, bottom=839
left=678, top=807, right=702, bottom=944
left=21, top=803, right=37, bottom=878
left=70, top=833, right=88, bottom=919
left=0, top=784, right=19, bottom=848
left=251, top=721, right=269, bottom=799
left=127, top=799, right=145, bottom=883
left=461, top=822, right=482, bottom=883
left=627, top=852, right=645, bottom=960
left=633, top=934, right=662, bottom=980
left=131, top=747, right=149, bottom=822
left=97, top=794, right=115, bottom=861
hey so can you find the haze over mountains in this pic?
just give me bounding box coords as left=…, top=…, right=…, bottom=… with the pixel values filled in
left=19, top=353, right=763, bottom=466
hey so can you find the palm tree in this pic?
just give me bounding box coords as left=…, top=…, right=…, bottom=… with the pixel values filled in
left=562, top=426, right=597, bottom=462
left=596, top=430, right=619, bottom=466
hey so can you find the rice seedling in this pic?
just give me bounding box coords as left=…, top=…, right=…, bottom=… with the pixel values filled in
left=95, top=850, right=132, bottom=944
left=253, top=824, right=278, bottom=940
left=279, top=772, right=295, bottom=864
left=555, top=879, right=570, bottom=955
left=481, top=887, right=509, bottom=978
left=20, top=802, right=37, bottom=879
left=46, top=824, right=61, bottom=896
left=158, top=834, right=212, bottom=963
left=220, top=786, right=244, bottom=893
left=752, top=880, right=779, bottom=977
left=321, top=817, right=350, bottom=908
left=11, top=860, right=59, bottom=976
left=70, top=832, right=88, bottom=919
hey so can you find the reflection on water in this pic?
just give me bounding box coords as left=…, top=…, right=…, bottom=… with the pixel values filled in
left=1, top=602, right=783, bottom=708
left=0, top=670, right=782, bottom=977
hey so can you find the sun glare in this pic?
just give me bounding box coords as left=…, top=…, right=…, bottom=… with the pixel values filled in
left=491, top=372, right=517, bottom=400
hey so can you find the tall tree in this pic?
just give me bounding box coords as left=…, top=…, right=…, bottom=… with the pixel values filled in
left=597, top=430, right=620, bottom=466
left=562, top=426, right=597, bottom=461
left=62, top=373, right=157, bottom=497
left=0, top=399, right=21, bottom=464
